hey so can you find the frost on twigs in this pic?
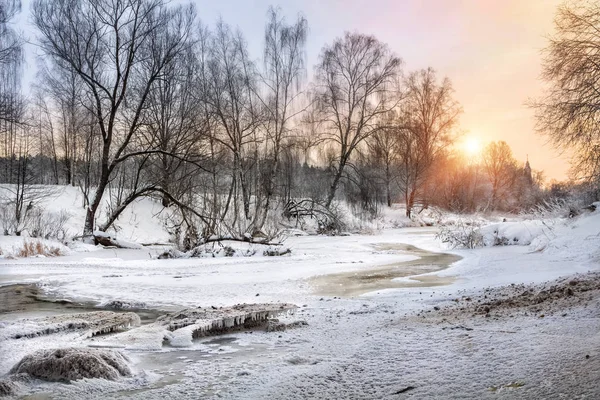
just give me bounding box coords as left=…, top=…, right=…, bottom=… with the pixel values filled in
left=437, top=219, right=484, bottom=249
left=10, top=348, right=131, bottom=382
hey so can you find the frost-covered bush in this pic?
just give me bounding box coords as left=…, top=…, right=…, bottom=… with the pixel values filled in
left=525, top=198, right=582, bottom=219
left=26, top=208, right=71, bottom=240
left=0, top=204, right=71, bottom=240
left=436, top=220, right=484, bottom=249
left=0, top=204, right=14, bottom=236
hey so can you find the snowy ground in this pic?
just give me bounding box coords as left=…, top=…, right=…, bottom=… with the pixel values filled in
left=0, top=208, right=599, bottom=398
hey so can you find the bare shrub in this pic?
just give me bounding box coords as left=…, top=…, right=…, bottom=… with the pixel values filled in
left=437, top=220, right=484, bottom=249
left=0, top=203, right=71, bottom=240
left=26, top=208, right=71, bottom=240
left=15, top=240, right=64, bottom=258
left=0, top=204, right=17, bottom=235
left=283, top=199, right=345, bottom=234
left=524, top=197, right=585, bottom=220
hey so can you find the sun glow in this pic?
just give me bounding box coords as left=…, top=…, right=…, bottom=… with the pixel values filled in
left=462, top=136, right=482, bottom=158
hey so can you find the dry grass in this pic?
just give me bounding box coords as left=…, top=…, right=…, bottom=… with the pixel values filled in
left=15, top=240, right=64, bottom=258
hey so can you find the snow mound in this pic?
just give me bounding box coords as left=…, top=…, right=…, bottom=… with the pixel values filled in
left=474, top=208, right=599, bottom=262
left=10, top=348, right=131, bottom=382
left=480, top=220, right=549, bottom=246
left=0, top=236, right=70, bottom=259
left=536, top=208, right=600, bottom=259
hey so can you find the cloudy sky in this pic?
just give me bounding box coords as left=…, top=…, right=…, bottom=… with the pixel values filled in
left=19, top=0, right=569, bottom=180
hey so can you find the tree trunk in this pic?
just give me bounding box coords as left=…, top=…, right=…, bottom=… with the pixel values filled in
left=83, top=154, right=110, bottom=243
left=256, top=155, right=279, bottom=232
left=406, top=188, right=416, bottom=218
left=160, top=153, right=170, bottom=207
left=386, top=164, right=392, bottom=207
left=326, top=156, right=347, bottom=208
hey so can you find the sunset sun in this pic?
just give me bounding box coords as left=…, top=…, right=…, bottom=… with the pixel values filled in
left=462, top=136, right=482, bottom=157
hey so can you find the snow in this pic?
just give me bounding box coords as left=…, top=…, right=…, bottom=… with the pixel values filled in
left=479, top=219, right=549, bottom=246
left=0, top=236, right=71, bottom=259
left=0, top=185, right=173, bottom=245
left=0, top=204, right=599, bottom=398
left=0, top=233, right=421, bottom=307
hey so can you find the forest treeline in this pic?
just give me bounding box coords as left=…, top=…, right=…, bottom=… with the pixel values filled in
left=0, top=0, right=598, bottom=245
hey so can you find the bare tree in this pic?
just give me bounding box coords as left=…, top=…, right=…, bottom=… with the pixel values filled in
left=314, top=32, right=402, bottom=208
left=533, top=1, right=600, bottom=187
left=201, top=21, right=261, bottom=224
left=35, top=62, right=90, bottom=185
left=481, top=140, right=518, bottom=210
left=0, top=118, right=59, bottom=236
left=367, top=113, right=401, bottom=207
left=142, top=42, right=203, bottom=207
left=32, top=0, right=195, bottom=241
left=253, top=7, right=307, bottom=231
left=396, top=68, right=461, bottom=218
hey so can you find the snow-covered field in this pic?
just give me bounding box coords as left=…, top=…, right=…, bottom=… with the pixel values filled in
left=0, top=201, right=599, bottom=398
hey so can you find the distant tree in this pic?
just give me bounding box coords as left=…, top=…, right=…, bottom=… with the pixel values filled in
left=396, top=68, right=461, bottom=218
left=367, top=114, right=401, bottom=207
left=201, top=20, right=261, bottom=226
left=0, top=120, right=58, bottom=236
left=533, top=1, right=600, bottom=191
left=314, top=32, right=402, bottom=208
left=249, top=7, right=308, bottom=231
left=36, top=64, right=88, bottom=186
left=481, top=141, right=518, bottom=210
left=423, top=151, right=485, bottom=213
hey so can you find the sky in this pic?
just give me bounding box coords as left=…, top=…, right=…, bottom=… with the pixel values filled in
left=18, top=0, right=570, bottom=181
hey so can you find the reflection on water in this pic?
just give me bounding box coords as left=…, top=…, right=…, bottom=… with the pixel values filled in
left=311, top=243, right=461, bottom=297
